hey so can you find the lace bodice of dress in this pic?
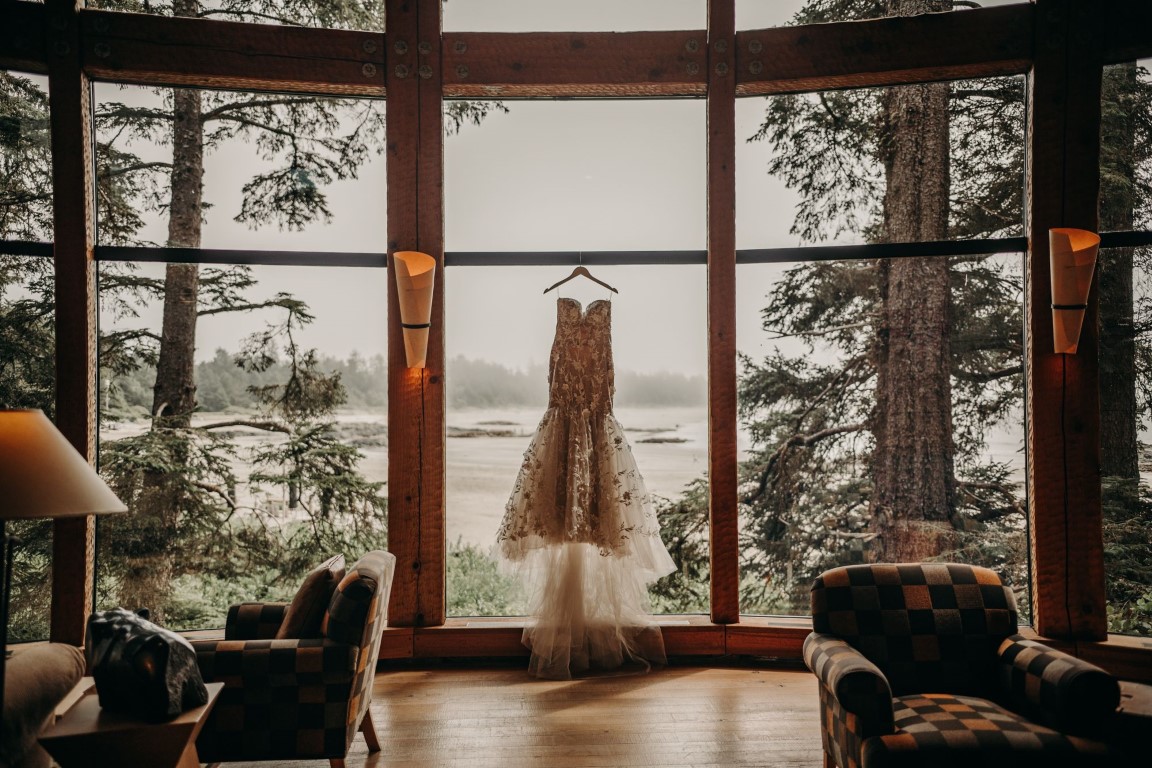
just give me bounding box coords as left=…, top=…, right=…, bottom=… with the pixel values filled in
left=549, top=298, right=614, bottom=414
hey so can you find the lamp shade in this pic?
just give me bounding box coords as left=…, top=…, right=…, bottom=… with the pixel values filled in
left=0, top=409, right=127, bottom=519
left=393, top=250, right=436, bottom=369
left=1049, top=228, right=1101, bottom=355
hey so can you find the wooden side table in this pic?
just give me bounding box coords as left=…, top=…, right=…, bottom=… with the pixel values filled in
left=39, top=679, right=223, bottom=768
left=1112, top=680, right=1152, bottom=758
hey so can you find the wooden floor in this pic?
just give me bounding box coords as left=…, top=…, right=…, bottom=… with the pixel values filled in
left=223, top=661, right=824, bottom=768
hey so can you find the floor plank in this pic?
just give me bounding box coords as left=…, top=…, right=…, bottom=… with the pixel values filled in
left=216, top=662, right=823, bottom=767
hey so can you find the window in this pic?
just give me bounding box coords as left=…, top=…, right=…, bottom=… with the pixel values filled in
left=1099, top=59, right=1152, bottom=637
left=1, top=69, right=54, bottom=642
left=734, top=75, right=1028, bottom=615
left=90, top=86, right=388, bottom=630
left=444, top=99, right=708, bottom=616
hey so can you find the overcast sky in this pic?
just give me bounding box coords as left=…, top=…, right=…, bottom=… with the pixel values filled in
left=90, top=0, right=1019, bottom=375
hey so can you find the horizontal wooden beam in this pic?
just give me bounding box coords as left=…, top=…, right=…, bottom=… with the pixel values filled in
left=442, top=31, right=708, bottom=98
left=0, top=1, right=48, bottom=74
left=0, top=240, right=54, bottom=258
left=80, top=9, right=386, bottom=96
left=1102, top=1, right=1152, bottom=64
left=735, top=4, right=1033, bottom=96
left=95, top=245, right=388, bottom=267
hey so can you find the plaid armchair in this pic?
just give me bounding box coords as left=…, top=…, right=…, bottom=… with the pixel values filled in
left=191, top=550, right=395, bottom=768
left=805, top=563, right=1120, bottom=768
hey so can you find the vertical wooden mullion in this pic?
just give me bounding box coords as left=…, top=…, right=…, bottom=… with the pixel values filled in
left=386, top=0, right=422, bottom=629
left=46, top=0, right=97, bottom=646
left=707, top=0, right=739, bottom=625
left=1026, top=0, right=1106, bottom=640
left=386, top=0, right=445, bottom=629
left=415, top=0, right=446, bottom=628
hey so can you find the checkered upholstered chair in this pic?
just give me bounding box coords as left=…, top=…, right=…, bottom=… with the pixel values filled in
left=191, top=550, right=395, bottom=768
left=805, top=563, right=1120, bottom=768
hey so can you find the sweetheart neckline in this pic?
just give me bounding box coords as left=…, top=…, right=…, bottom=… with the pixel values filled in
left=557, top=297, right=610, bottom=318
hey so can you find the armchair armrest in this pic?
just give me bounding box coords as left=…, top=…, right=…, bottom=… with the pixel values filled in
left=804, top=632, right=895, bottom=733
left=224, top=602, right=288, bottom=640
left=191, top=637, right=359, bottom=687
left=997, top=634, right=1120, bottom=736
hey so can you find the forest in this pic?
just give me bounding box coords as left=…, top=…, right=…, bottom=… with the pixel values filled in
left=2, top=0, right=1151, bottom=638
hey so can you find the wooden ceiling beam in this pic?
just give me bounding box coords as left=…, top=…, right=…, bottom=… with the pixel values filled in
left=735, top=3, right=1033, bottom=96
left=79, top=9, right=386, bottom=96
left=441, top=31, right=708, bottom=98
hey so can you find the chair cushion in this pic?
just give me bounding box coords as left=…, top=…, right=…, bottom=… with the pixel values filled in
left=861, top=693, right=1113, bottom=768
left=275, top=554, right=345, bottom=639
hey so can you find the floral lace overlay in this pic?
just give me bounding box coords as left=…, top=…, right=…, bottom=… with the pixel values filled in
left=496, top=298, right=667, bottom=563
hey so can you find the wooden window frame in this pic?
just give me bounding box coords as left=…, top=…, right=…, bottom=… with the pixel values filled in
left=3, top=0, right=1150, bottom=678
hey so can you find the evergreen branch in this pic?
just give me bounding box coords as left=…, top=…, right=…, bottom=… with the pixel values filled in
left=198, top=419, right=291, bottom=434
left=96, top=105, right=175, bottom=123
left=197, top=300, right=302, bottom=317
left=952, top=364, right=1021, bottom=383
left=197, top=9, right=306, bottom=26
left=192, top=481, right=239, bottom=512
left=102, top=329, right=163, bottom=344
left=957, top=479, right=1025, bottom=521
left=207, top=114, right=297, bottom=141
left=746, top=422, right=867, bottom=504
left=101, top=161, right=173, bottom=178
left=200, top=97, right=320, bottom=122
left=763, top=321, right=869, bottom=340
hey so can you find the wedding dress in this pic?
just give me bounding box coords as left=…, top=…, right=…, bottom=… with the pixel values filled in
left=496, top=297, right=676, bottom=679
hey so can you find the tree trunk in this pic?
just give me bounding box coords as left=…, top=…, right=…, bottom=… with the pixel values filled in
left=118, top=57, right=204, bottom=620
left=1098, top=63, right=1138, bottom=481
left=869, top=0, right=955, bottom=562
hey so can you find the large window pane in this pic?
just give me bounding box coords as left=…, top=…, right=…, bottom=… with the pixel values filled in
left=2, top=68, right=54, bottom=643
left=736, top=253, right=1027, bottom=616
left=1099, top=60, right=1152, bottom=636
left=96, top=262, right=387, bottom=631
left=445, top=99, right=708, bottom=617
left=93, top=84, right=385, bottom=253
left=735, top=69, right=1027, bottom=616
left=446, top=0, right=703, bottom=32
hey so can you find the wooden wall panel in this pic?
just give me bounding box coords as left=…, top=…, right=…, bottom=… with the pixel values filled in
left=441, top=31, right=707, bottom=98
left=1026, top=0, right=1106, bottom=640
left=735, top=3, right=1032, bottom=96
left=79, top=9, right=385, bottom=95
left=707, top=0, right=739, bottom=626
left=45, top=0, right=96, bottom=647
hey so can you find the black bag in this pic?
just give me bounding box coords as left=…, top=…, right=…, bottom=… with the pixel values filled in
left=85, top=608, right=209, bottom=721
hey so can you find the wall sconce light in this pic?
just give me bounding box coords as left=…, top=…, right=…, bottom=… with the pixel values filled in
left=393, top=251, right=436, bottom=369
left=1049, top=228, right=1100, bottom=355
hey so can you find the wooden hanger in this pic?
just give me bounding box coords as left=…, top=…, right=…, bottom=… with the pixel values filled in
left=542, top=266, right=619, bottom=295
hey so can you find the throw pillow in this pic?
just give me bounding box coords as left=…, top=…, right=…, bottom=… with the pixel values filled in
left=275, top=554, right=346, bottom=639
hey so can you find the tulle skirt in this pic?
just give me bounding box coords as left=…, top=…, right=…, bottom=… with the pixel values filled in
left=497, top=408, right=676, bottom=679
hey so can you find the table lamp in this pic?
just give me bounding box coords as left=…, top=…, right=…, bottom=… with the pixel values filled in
left=0, top=409, right=127, bottom=708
